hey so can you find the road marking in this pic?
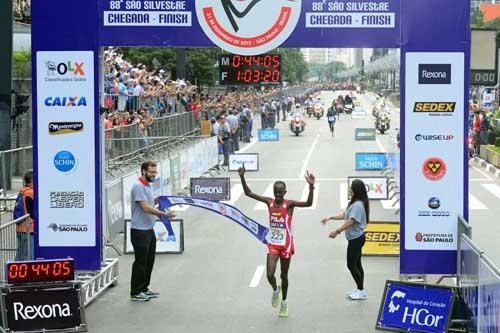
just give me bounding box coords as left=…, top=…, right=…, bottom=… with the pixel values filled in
left=471, top=165, right=493, bottom=181
left=170, top=205, right=190, bottom=212
left=376, top=137, right=387, bottom=153
left=249, top=265, right=265, bottom=288
left=482, top=184, right=500, bottom=199
left=470, top=178, right=494, bottom=182
left=469, top=193, right=487, bottom=210
left=239, top=138, right=258, bottom=153
left=300, top=183, right=320, bottom=210
left=340, top=183, right=348, bottom=210
left=230, top=178, right=345, bottom=182
left=227, top=184, right=243, bottom=205
left=381, top=197, right=399, bottom=210
left=298, top=134, right=320, bottom=179
left=255, top=183, right=274, bottom=210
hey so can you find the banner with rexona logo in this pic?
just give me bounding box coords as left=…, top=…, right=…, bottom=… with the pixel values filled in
left=190, top=177, right=231, bottom=201
left=403, top=53, right=465, bottom=256
left=35, top=51, right=100, bottom=270
left=377, top=281, right=456, bottom=333
left=1, top=283, right=86, bottom=332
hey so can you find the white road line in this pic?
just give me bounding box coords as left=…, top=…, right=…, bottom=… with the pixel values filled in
left=340, top=183, right=348, bottom=210
left=298, top=134, right=320, bottom=179
left=249, top=265, right=265, bottom=288
left=470, top=178, right=494, bottom=182
left=469, top=193, right=487, bottom=210
left=230, top=178, right=346, bottom=182
left=482, top=184, right=500, bottom=200
left=381, top=197, right=399, bottom=210
left=238, top=139, right=258, bottom=153
left=376, top=137, right=387, bottom=153
left=300, top=183, right=320, bottom=210
left=227, top=184, right=243, bottom=205
left=170, top=205, right=190, bottom=212
left=255, top=183, right=274, bottom=210
left=471, top=165, right=493, bottom=181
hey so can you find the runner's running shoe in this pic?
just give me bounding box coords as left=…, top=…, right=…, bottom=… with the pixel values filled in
left=278, top=301, right=288, bottom=317
left=272, top=286, right=281, bottom=308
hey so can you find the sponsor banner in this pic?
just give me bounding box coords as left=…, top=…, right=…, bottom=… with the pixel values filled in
left=387, top=153, right=399, bottom=171
left=187, top=142, right=205, bottom=178
left=2, top=283, right=85, bottom=332
left=161, top=159, right=172, bottom=196
left=258, top=129, right=280, bottom=141
left=404, top=53, right=465, bottom=253
left=206, top=136, right=219, bottom=169
left=348, top=176, right=388, bottom=200
left=229, top=153, right=259, bottom=172
left=105, top=180, right=125, bottom=238
left=170, top=155, right=182, bottom=194
left=377, top=281, right=456, bottom=333
left=125, top=219, right=184, bottom=254
left=36, top=51, right=97, bottom=249
left=98, top=1, right=401, bottom=51
left=458, top=236, right=480, bottom=330
left=159, top=196, right=269, bottom=244
left=180, top=150, right=189, bottom=189
left=478, top=257, right=500, bottom=332
left=355, top=152, right=387, bottom=171
left=190, top=177, right=231, bottom=201
left=362, top=222, right=399, bottom=256
left=355, top=128, right=376, bottom=141
left=152, top=161, right=162, bottom=198
left=351, top=109, right=366, bottom=119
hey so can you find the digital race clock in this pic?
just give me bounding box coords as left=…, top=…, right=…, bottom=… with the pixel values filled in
left=219, top=54, right=282, bottom=85
left=6, top=258, right=75, bottom=284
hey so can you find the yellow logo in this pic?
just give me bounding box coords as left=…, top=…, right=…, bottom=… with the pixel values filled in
left=413, top=102, right=456, bottom=113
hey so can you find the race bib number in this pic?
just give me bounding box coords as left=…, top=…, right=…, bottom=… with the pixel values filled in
left=268, top=228, right=286, bottom=246
left=328, top=116, right=336, bottom=122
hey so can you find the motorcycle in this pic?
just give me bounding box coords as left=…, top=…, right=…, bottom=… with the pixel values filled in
left=376, top=114, right=390, bottom=134
left=344, top=102, right=354, bottom=114
left=335, top=101, right=344, bottom=114
left=306, top=105, right=314, bottom=117
left=290, top=114, right=305, bottom=136
left=313, top=104, right=325, bottom=119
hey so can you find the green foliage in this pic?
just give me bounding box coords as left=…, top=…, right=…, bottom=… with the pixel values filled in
left=12, top=49, right=31, bottom=79
left=471, top=9, right=485, bottom=28
left=186, top=48, right=219, bottom=86
left=308, top=61, right=346, bottom=82
left=487, top=145, right=500, bottom=153
left=277, top=48, right=308, bottom=84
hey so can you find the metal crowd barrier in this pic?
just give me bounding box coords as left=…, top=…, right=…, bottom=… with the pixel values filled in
left=0, top=214, right=31, bottom=281
left=104, top=94, right=186, bottom=115
left=0, top=146, right=33, bottom=193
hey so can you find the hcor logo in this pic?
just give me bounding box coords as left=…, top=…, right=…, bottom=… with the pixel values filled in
left=389, top=290, right=406, bottom=313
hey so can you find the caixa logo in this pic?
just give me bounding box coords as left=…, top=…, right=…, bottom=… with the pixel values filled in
left=13, top=302, right=72, bottom=320
left=44, top=96, right=87, bottom=107
left=53, top=151, right=77, bottom=173
left=387, top=290, right=445, bottom=328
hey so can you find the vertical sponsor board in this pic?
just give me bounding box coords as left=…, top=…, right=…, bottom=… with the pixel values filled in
left=35, top=51, right=100, bottom=270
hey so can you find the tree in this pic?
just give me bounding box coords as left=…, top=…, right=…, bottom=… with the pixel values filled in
left=471, top=9, right=485, bottom=28
left=278, top=48, right=308, bottom=83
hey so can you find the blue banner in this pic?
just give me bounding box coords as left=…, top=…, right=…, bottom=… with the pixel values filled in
left=377, top=281, right=455, bottom=333
left=355, top=153, right=387, bottom=171
left=355, top=128, right=376, bottom=141
left=258, top=129, right=280, bottom=142
left=159, top=196, right=269, bottom=244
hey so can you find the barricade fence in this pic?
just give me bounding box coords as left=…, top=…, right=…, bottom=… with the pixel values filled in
left=0, top=147, right=33, bottom=193
left=458, top=216, right=500, bottom=332
left=0, top=214, right=31, bottom=282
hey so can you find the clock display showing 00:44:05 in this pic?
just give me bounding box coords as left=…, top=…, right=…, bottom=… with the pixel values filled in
left=236, top=69, right=281, bottom=84
left=7, top=259, right=75, bottom=284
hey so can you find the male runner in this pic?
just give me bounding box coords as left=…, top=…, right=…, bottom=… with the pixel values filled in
left=238, top=165, right=315, bottom=317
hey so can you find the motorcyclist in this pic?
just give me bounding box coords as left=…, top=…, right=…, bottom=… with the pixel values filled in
left=375, top=105, right=390, bottom=129
left=344, top=95, right=353, bottom=105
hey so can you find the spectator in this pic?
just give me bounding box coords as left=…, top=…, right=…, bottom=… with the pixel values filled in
left=480, top=110, right=491, bottom=146
left=15, top=170, right=34, bottom=261
left=117, top=77, right=128, bottom=112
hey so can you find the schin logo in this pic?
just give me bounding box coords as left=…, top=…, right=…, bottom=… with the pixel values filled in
left=13, top=302, right=71, bottom=320
left=418, top=64, right=451, bottom=84
left=196, top=0, right=302, bottom=55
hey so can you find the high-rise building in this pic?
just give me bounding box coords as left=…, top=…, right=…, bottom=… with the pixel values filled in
left=472, top=0, right=499, bottom=10
left=300, top=48, right=335, bottom=64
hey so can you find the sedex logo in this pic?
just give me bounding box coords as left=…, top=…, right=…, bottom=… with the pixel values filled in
left=13, top=302, right=72, bottom=321
left=418, top=64, right=451, bottom=84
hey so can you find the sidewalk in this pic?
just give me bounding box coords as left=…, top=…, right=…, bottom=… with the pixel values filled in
left=471, top=156, right=500, bottom=179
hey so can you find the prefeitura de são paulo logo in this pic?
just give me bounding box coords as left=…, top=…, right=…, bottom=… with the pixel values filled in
left=196, top=0, right=302, bottom=55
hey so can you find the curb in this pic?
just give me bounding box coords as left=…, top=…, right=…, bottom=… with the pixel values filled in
left=472, top=157, right=500, bottom=178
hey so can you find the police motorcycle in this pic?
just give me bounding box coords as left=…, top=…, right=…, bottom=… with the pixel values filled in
left=372, top=94, right=386, bottom=117
left=375, top=109, right=391, bottom=134
left=335, top=95, right=344, bottom=115
left=290, top=104, right=306, bottom=136
left=313, top=100, right=325, bottom=120
left=305, top=97, right=314, bottom=117
left=344, top=95, right=354, bottom=115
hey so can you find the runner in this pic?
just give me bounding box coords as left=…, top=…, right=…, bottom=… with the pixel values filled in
left=238, top=165, right=315, bottom=317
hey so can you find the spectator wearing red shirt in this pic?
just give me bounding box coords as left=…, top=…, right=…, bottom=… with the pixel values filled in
left=188, top=99, right=201, bottom=123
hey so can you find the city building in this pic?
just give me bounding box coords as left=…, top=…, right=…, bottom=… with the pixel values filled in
left=472, top=0, right=500, bottom=11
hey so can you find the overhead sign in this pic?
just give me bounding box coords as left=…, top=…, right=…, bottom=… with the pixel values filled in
left=355, top=128, right=376, bottom=141
left=355, top=153, right=387, bottom=171
left=363, top=222, right=400, bottom=256
left=377, top=281, right=456, bottom=333
left=1, top=283, right=86, bottom=332
left=470, top=29, right=498, bottom=86
left=219, top=54, right=282, bottom=85
left=229, top=153, right=259, bottom=172
left=190, top=177, right=230, bottom=201
left=258, top=129, right=280, bottom=141
left=348, top=177, right=389, bottom=200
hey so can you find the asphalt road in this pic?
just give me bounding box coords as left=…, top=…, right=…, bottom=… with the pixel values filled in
left=85, top=90, right=500, bottom=332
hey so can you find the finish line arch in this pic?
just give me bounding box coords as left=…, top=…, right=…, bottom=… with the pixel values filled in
left=31, top=0, right=470, bottom=274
